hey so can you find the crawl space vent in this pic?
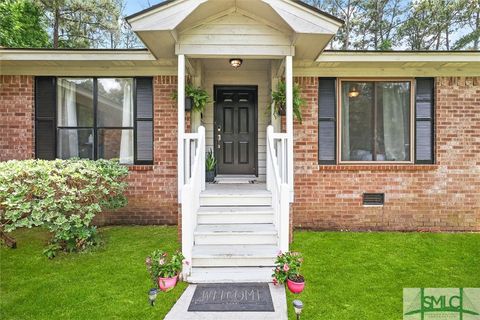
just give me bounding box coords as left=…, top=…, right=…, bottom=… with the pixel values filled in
left=363, top=193, right=385, bottom=206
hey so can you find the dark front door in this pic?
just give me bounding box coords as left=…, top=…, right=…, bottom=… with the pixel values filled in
left=214, top=86, right=257, bottom=175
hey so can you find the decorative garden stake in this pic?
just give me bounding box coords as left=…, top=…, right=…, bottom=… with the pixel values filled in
left=148, top=288, right=158, bottom=306
left=293, top=299, right=303, bottom=320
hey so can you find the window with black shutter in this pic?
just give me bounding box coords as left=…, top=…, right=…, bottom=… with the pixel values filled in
left=415, top=78, right=435, bottom=164
left=35, top=77, right=57, bottom=160
left=318, top=78, right=337, bottom=164
left=135, top=77, right=154, bottom=164
left=35, top=77, right=153, bottom=165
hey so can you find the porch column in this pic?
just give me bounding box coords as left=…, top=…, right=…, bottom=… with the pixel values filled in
left=285, top=55, right=294, bottom=200
left=178, top=54, right=185, bottom=201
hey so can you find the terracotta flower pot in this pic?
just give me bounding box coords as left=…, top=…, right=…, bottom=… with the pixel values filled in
left=287, top=276, right=305, bottom=294
left=158, top=275, right=178, bottom=292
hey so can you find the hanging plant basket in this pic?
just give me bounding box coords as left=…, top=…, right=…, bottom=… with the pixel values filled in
left=277, top=104, right=286, bottom=116
left=185, top=97, right=193, bottom=111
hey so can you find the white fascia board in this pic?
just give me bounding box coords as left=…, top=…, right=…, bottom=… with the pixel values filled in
left=0, top=50, right=156, bottom=61
left=262, top=0, right=341, bottom=34
left=317, top=51, right=480, bottom=63
left=129, top=0, right=206, bottom=31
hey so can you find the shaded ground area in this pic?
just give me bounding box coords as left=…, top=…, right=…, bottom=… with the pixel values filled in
left=1, top=227, right=479, bottom=319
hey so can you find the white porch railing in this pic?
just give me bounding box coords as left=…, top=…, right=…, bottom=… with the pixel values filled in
left=266, top=125, right=290, bottom=252
left=181, top=126, right=205, bottom=276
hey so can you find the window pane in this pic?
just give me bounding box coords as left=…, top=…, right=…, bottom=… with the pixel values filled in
left=341, top=82, right=374, bottom=161
left=57, top=78, right=94, bottom=127
left=58, top=128, right=94, bottom=159
left=376, top=82, right=411, bottom=161
left=97, top=129, right=133, bottom=164
left=97, top=78, right=134, bottom=127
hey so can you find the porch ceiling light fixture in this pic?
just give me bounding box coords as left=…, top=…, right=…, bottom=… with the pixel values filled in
left=348, top=86, right=360, bottom=98
left=229, top=58, right=243, bottom=69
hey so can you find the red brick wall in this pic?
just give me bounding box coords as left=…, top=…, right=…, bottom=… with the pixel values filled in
left=293, top=76, right=480, bottom=231
left=0, top=75, right=34, bottom=161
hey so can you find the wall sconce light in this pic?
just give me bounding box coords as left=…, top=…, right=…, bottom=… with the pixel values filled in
left=229, top=58, right=243, bottom=68
left=293, top=299, right=304, bottom=320
left=148, top=288, right=158, bottom=306
left=348, top=86, right=360, bottom=98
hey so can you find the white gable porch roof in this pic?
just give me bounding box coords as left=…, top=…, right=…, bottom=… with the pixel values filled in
left=126, top=0, right=343, bottom=60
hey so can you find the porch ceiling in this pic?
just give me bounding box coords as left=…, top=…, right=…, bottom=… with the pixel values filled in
left=126, top=0, right=343, bottom=60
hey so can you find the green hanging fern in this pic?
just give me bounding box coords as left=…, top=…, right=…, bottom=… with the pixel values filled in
left=270, top=81, right=306, bottom=124
left=172, top=84, right=211, bottom=113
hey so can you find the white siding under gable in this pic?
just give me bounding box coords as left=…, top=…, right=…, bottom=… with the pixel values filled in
left=179, top=12, right=292, bottom=50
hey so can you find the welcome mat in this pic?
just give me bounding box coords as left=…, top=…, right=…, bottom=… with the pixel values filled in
left=188, top=283, right=274, bottom=312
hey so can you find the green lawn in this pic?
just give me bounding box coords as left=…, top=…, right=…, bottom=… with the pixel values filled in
left=286, top=231, right=480, bottom=319
left=1, top=227, right=479, bottom=320
left=0, top=226, right=187, bottom=320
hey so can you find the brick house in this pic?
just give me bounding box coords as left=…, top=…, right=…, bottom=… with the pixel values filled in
left=1, top=0, right=479, bottom=282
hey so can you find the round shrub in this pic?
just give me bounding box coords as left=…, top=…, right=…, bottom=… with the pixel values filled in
left=0, top=159, right=129, bottom=256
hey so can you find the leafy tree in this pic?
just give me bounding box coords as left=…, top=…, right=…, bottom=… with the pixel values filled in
left=355, top=0, right=405, bottom=50
left=107, top=0, right=144, bottom=49
left=308, top=0, right=362, bottom=49
left=35, top=0, right=121, bottom=48
left=0, top=0, right=50, bottom=48
left=453, top=0, right=480, bottom=49
left=307, top=0, right=478, bottom=51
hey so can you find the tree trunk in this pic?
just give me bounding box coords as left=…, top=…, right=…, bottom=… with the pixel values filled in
left=475, top=10, right=480, bottom=50
left=53, top=6, right=60, bottom=48
left=445, top=26, right=449, bottom=50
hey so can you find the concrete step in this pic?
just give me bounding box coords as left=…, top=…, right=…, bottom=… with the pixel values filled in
left=194, top=224, right=277, bottom=245
left=197, top=206, right=274, bottom=224
left=187, top=267, right=274, bottom=283
left=192, top=244, right=278, bottom=267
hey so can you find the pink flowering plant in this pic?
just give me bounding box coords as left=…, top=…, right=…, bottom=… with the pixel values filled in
left=272, top=251, right=304, bottom=285
left=146, top=249, right=185, bottom=284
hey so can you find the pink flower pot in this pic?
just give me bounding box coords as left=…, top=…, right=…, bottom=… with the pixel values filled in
left=158, top=275, right=178, bottom=292
left=287, top=278, right=305, bottom=294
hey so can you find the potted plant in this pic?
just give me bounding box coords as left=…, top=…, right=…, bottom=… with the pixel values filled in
left=270, top=81, right=306, bottom=123
left=272, top=251, right=305, bottom=294
left=172, top=84, right=210, bottom=113
left=146, top=249, right=185, bottom=292
left=205, top=149, right=216, bottom=182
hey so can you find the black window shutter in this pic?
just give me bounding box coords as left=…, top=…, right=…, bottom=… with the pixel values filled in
left=318, top=78, right=337, bottom=164
left=415, top=78, right=435, bottom=164
left=135, top=77, right=153, bottom=164
left=35, top=77, right=56, bottom=160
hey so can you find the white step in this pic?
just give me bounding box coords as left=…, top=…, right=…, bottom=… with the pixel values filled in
left=200, top=193, right=272, bottom=206
left=192, top=244, right=278, bottom=267
left=200, top=184, right=272, bottom=206
left=187, top=267, right=274, bottom=283
left=197, top=206, right=274, bottom=224
left=194, top=224, right=277, bottom=245
left=215, top=175, right=257, bottom=184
